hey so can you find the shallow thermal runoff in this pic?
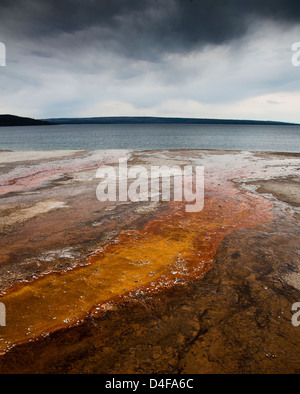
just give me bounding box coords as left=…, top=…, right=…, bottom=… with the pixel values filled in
left=0, top=149, right=299, bottom=374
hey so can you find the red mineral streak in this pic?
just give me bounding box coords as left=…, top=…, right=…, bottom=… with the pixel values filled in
left=0, top=179, right=272, bottom=353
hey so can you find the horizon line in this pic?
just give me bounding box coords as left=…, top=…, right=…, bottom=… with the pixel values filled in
left=1, top=114, right=299, bottom=126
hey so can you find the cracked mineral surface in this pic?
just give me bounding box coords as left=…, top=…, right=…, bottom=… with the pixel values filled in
left=0, top=149, right=299, bottom=373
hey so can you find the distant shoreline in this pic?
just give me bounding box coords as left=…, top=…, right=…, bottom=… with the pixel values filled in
left=44, top=116, right=300, bottom=127
left=0, top=114, right=299, bottom=127
left=0, top=115, right=51, bottom=127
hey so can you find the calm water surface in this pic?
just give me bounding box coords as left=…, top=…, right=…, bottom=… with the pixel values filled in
left=0, top=123, right=299, bottom=152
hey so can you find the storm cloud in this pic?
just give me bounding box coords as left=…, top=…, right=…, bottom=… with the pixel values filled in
left=0, top=1, right=300, bottom=121
left=1, top=0, right=300, bottom=57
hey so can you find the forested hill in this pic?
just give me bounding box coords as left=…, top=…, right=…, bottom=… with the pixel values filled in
left=0, top=115, right=52, bottom=127
left=44, top=116, right=298, bottom=126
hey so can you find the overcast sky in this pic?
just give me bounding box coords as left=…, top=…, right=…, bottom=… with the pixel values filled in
left=0, top=0, right=300, bottom=122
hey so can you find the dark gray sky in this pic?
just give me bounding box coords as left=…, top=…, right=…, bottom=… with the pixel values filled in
left=0, top=0, right=300, bottom=121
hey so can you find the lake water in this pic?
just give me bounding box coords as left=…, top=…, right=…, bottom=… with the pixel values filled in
left=0, top=123, right=300, bottom=152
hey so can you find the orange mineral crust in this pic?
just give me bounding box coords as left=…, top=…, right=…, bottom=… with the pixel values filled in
left=0, top=183, right=272, bottom=353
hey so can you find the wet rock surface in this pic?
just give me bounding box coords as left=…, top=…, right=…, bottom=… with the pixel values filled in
left=1, top=215, right=299, bottom=374
left=0, top=149, right=299, bottom=373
